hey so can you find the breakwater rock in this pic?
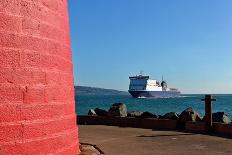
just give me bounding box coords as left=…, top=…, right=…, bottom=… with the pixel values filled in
left=179, top=107, right=202, bottom=123
left=202, top=112, right=231, bottom=124
left=87, top=104, right=231, bottom=125
left=140, top=111, right=157, bottom=118
left=88, top=109, right=97, bottom=116
left=212, top=112, right=231, bottom=124
left=81, top=103, right=232, bottom=137
left=127, top=111, right=143, bottom=117
left=108, top=103, right=127, bottom=117
left=161, top=112, right=179, bottom=120
left=95, top=108, right=108, bottom=116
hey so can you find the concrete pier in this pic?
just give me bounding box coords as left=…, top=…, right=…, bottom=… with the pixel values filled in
left=79, top=125, right=232, bottom=155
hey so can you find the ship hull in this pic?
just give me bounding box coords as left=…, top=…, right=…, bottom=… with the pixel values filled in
left=128, top=90, right=180, bottom=98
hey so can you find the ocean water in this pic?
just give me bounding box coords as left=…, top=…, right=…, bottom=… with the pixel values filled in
left=75, top=94, right=232, bottom=118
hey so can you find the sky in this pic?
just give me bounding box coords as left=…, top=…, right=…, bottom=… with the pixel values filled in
left=68, top=0, right=232, bottom=94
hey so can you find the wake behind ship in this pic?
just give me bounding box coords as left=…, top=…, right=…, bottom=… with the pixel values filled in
left=128, top=74, right=180, bottom=98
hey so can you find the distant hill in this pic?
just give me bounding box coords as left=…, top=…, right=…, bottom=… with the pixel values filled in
left=75, top=86, right=129, bottom=96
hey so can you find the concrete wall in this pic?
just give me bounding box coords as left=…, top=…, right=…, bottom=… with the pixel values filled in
left=186, top=122, right=232, bottom=138
left=185, top=122, right=207, bottom=133
left=79, top=116, right=232, bottom=138
left=0, top=0, right=78, bottom=154
left=213, top=123, right=232, bottom=137
left=78, top=116, right=177, bottom=130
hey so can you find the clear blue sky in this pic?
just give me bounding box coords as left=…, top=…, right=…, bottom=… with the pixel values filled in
left=68, top=0, right=232, bottom=94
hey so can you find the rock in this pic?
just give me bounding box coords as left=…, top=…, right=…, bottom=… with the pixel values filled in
left=108, top=103, right=127, bottom=117
left=88, top=109, right=97, bottom=116
left=80, top=144, right=101, bottom=155
left=127, top=111, right=143, bottom=117
left=162, top=112, right=179, bottom=120
left=140, top=111, right=157, bottom=118
left=94, top=108, right=108, bottom=116
left=179, top=107, right=201, bottom=123
left=212, top=112, right=231, bottom=124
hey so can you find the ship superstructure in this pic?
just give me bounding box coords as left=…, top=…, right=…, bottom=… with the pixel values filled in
left=128, top=74, right=180, bottom=98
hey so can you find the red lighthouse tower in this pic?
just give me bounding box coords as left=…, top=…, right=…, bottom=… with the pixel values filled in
left=0, top=0, right=79, bottom=154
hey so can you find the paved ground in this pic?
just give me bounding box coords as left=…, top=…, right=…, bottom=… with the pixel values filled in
left=79, top=125, right=232, bottom=155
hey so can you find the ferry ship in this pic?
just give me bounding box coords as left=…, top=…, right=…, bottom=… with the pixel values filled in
left=128, top=74, right=180, bottom=98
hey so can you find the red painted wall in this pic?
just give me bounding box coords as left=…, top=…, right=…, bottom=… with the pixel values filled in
left=0, top=0, right=79, bottom=154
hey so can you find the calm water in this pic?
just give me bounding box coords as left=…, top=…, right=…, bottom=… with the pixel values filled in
left=75, top=94, right=232, bottom=117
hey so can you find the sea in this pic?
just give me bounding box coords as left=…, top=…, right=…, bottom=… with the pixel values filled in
left=75, top=94, right=232, bottom=118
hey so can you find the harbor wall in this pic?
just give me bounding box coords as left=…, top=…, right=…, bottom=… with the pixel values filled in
left=185, top=122, right=207, bottom=133
left=77, top=116, right=177, bottom=130
left=185, top=122, right=232, bottom=137
left=0, top=0, right=78, bottom=154
left=78, top=116, right=232, bottom=138
left=213, top=123, right=232, bottom=137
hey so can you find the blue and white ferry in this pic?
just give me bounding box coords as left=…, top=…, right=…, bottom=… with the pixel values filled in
left=128, top=74, right=180, bottom=98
